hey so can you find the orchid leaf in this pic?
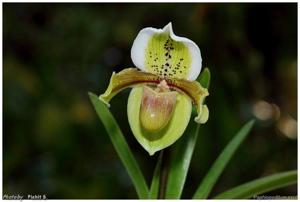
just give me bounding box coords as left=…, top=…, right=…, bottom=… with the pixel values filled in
left=165, top=122, right=200, bottom=199
left=89, top=92, right=149, bottom=199
left=193, top=120, right=255, bottom=199
left=198, top=67, right=211, bottom=89
left=214, top=170, right=297, bottom=199
left=164, top=68, right=211, bottom=199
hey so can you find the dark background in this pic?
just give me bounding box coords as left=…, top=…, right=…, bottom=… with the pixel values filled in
left=3, top=3, right=297, bottom=199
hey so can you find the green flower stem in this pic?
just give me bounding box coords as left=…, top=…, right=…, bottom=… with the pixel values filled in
left=148, top=152, right=163, bottom=199
left=158, top=149, right=171, bottom=199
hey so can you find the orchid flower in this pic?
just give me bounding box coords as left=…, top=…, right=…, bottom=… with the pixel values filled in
left=99, top=23, right=209, bottom=155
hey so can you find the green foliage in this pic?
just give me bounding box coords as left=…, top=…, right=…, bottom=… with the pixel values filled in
left=89, top=68, right=297, bottom=199
left=198, top=67, right=211, bottom=88
left=89, top=93, right=148, bottom=199
left=165, top=122, right=200, bottom=199
left=193, top=120, right=255, bottom=199
left=214, top=170, right=297, bottom=199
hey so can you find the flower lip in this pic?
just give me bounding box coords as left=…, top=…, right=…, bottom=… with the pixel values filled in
left=128, top=86, right=192, bottom=155
left=131, top=22, right=202, bottom=81
left=139, top=85, right=178, bottom=132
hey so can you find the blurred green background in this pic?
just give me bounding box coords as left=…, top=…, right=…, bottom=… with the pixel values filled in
left=3, top=3, right=297, bottom=199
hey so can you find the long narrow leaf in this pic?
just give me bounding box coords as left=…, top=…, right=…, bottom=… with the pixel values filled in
left=148, top=152, right=163, bottom=199
left=165, top=122, right=200, bottom=199
left=164, top=68, right=211, bottom=199
left=214, top=170, right=297, bottom=199
left=193, top=120, right=255, bottom=199
left=89, top=92, right=149, bottom=199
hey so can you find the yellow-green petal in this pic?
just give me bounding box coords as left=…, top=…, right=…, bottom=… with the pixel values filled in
left=164, top=77, right=209, bottom=124
left=99, top=68, right=209, bottom=124
left=99, top=68, right=160, bottom=106
left=127, top=86, right=192, bottom=155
